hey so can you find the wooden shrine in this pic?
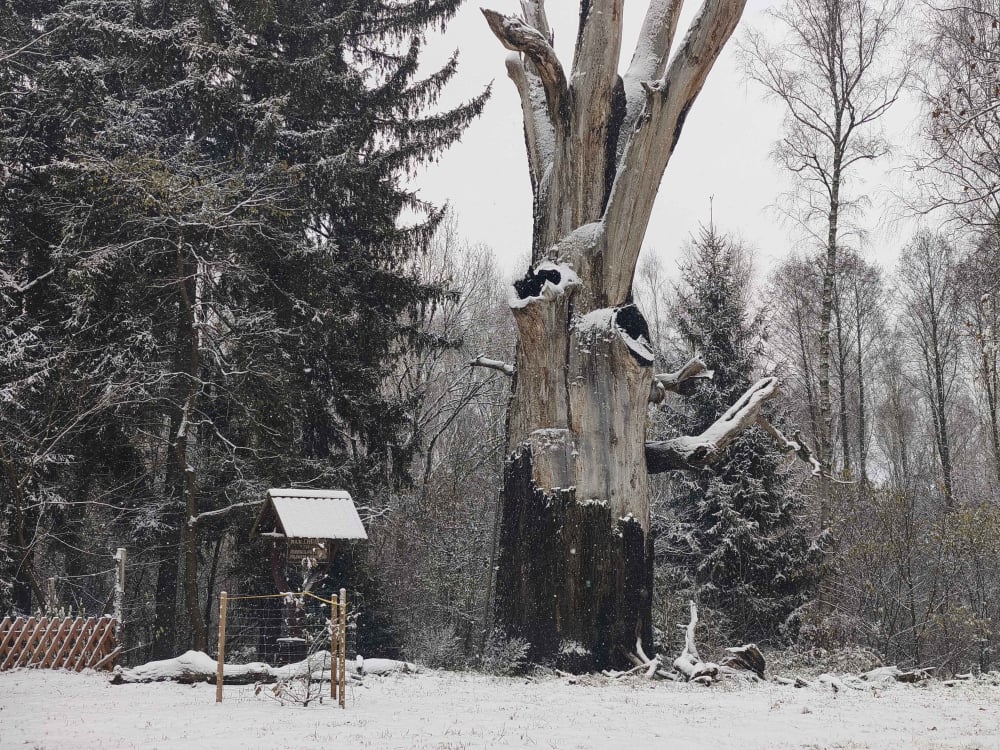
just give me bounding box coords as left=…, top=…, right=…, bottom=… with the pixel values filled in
left=252, top=488, right=368, bottom=591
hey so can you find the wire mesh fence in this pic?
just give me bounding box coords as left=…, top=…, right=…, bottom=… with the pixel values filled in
left=216, top=589, right=348, bottom=707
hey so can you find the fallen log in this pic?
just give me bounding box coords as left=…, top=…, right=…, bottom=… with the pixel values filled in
left=111, top=649, right=415, bottom=685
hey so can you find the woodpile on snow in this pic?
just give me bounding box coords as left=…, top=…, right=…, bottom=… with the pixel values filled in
left=600, top=601, right=767, bottom=685
left=597, top=600, right=965, bottom=690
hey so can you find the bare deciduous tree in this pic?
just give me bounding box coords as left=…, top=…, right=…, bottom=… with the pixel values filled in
left=914, top=1, right=1000, bottom=230
left=475, top=0, right=777, bottom=668
left=896, top=232, right=963, bottom=510
left=956, top=235, right=1000, bottom=483
left=742, top=0, right=905, bottom=527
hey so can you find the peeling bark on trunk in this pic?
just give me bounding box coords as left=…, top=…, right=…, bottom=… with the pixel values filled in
left=484, top=0, right=749, bottom=669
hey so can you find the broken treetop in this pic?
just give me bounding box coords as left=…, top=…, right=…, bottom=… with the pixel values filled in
left=253, top=488, right=368, bottom=540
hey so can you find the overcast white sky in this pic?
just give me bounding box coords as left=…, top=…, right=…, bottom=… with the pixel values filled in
left=413, top=1, right=923, bottom=282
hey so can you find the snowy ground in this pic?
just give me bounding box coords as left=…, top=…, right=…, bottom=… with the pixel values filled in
left=2, top=668, right=999, bottom=750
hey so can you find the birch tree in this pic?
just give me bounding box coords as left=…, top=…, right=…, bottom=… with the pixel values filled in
left=476, top=0, right=823, bottom=668
left=741, top=0, right=904, bottom=523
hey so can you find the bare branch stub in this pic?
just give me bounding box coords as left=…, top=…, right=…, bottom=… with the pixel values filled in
left=481, top=9, right=568, bottom=126
left=649, top=356, right=715, bottom=403
left=471, top=354, right=515, bottom=376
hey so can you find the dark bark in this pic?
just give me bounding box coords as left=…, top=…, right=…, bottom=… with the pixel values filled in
left=494, top=448, right=652, bottom=670
left=152, top=537, right=179, bottom=659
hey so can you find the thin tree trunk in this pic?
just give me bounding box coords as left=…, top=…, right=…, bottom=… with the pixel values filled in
left=816, top=150, right=843, bottom=611
left=854, top=290, right=868, bottom=483
left=175, top=242, right=206, bottom=651
left=834, top=290, right=852, bottom=477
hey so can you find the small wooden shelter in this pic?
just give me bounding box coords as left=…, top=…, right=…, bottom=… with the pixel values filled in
left=252, top=488, right=368, bottom=590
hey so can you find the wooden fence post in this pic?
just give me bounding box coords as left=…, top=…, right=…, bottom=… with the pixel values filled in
left=216, top=591, right=227, bottom=703
left=330, top=596, right=338, bottom=701
left=45, top=578, right=57, bottom=615
left=339, top=588, right=346, bottom=709
left=113, top=549, right=126, bottom=630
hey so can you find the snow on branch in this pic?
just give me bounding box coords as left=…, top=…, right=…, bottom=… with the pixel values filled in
left=482, top=9, right=568, bottom=128
left=573, top=305, right=654, bottom=366
left=672, top=601, right=719, bottom=683
left=470, top=354, right=515, bottom=376
left=649, top=357, right=715, bottom=403
left=645, top=376, right=778, bottom=473
left=189, top=498, right=264, bottom=527
left=14, top=268, right=55, bottom=293
left=504, top=53, right=555, bottom=190
left=620, top=0, right=684, bottom=151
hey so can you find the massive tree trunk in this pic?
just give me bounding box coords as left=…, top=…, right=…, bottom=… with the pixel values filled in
left=482, top=0, right=750, bottom=669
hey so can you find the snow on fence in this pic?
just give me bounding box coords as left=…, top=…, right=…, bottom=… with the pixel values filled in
left=215, top=588, right=348, bottom=708
left=0, top=614, right=120, bottom=671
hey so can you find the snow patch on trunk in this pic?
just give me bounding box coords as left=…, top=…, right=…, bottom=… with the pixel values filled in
left=572, top=305, right=654, bottom=365
left=509, top=261, right=580, bottom=309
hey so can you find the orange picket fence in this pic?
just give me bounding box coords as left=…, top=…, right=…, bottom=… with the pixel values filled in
left=0, top=614, right=119, bottom=671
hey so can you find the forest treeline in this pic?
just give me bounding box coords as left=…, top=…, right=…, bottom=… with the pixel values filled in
left=2, top=0, right=999, bottom=674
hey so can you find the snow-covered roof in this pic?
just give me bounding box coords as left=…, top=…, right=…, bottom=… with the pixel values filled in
left=253, top=488, right=368, bottom=541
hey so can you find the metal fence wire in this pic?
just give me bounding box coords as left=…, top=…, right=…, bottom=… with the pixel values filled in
left=215, top=589, right=348, bottom=708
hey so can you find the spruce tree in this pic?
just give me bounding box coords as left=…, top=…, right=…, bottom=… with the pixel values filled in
left=0, top=0, right=485, bottom=652
left=658, top=223, right=815, bottom=644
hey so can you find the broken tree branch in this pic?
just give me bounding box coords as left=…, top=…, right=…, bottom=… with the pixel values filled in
left=720, top=644, right=765, bottom=679
left=470, top=355, right=515, bottom=376
left=569, top=0, right=624, bottom=207
left=755, top=416, right=822, bottom=476
left=649, top=356, right=715, bottom=403
left=755, top=416, right=850, bottom=482
left=645, top=376, right=779, bottom=473
left=682, top=600, right=700, bottom=662
left=620, top=0, right=684, bottom=152
left=603, top=0, right=749, bottom=303
left=482, top=9, right=568, bottom=128
left=672, top=601, right=719, bottom=682
left=189, top=499, right=265, bottom=527
left=505, top=53, right=554, bottom=191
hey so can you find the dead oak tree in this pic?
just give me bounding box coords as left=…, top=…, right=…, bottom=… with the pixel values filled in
left=475, top=0, right=821, bottom=670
